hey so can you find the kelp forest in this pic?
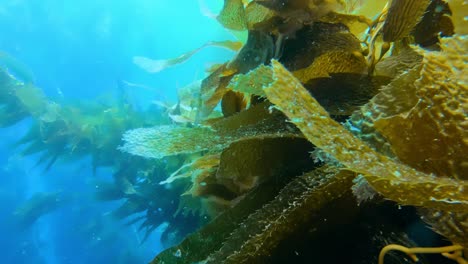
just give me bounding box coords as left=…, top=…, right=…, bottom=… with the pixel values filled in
left=0, top=0, right=467, bottom=263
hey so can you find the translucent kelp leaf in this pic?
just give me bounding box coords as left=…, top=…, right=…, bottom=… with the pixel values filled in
left=198, top=31, right=273, bottom=119
left=263, top=60, right=468, bottom=212
left=198, top=63, right=235, bottom=119
left=133, top=41, right=242, bottom=74
left=119, top=125, right=219, bottom=159
left=161, top=154, right=220, bottom=185
left=373, top=36, right=468, bottom=180
left=120, top=102, right=299, bottom=160
left=447, top=0, right=468, bottom=35
left=245, top=1, right=276, bottom=30
left=226, top=64, right=272, bottom=97
left=182, top=155, right=222, bottom=195
left=228, top=63, right=386, bottom=116
left=339, top=0, right=366, bottom=14
left=217, top=0, right=248, bottom=31
left=347, top=63, right=421, bottom=155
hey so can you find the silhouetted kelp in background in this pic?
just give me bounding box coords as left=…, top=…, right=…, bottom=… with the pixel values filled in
left=0, top=66, right=206, bottom=246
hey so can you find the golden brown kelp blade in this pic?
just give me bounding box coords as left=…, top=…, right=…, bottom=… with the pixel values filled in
left=228, top=65, right=389, bottom=116
left=217, top=0, right=248, bottom=30
left=216, top=136, right=314, bottom=196
left=303, top=73, right=390, bottom=116
left=151, top=166, right=302, bottom=263
left=198, top=62, right=235, bottom=119
left=447, top=0, right=468, bottom=35
left=221, top=90, right=247, bottom=117
left=198, top=30, right=273, bottom=119
left=245, top=1, right=277, bottom=31
left=203, top=166, right=356, bottom=263
left=382, top=0, right=431, bottom=42
left=373, top=36, right=468, bottom=180
left=280, top=22, right=364, bottom=71
left=347, top=64, right=422, bottom=155
left=262, top=60, right=468, bottom=212
left=227, top=30, right=274, bottom=74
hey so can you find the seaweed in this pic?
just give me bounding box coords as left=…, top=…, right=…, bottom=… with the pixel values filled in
left=147, top=1, right=467, bottom=261
left=2, top=0, right=467, bottom=261
left=1, top=60, right=204, bottom=241
left=217, top=0, right=248, bottom=31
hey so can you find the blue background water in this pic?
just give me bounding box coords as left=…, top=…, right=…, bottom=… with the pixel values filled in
left=0, top=1, right=234, bottom=263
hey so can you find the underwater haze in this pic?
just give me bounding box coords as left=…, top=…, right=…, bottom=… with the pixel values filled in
left=0, top=0, right=233, bottom=263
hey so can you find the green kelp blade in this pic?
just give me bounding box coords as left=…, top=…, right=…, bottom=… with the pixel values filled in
left=262, top=60, right=468, bottom=213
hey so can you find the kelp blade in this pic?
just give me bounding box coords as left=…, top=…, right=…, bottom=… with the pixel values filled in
left=262, top=60, right=468, bottom=213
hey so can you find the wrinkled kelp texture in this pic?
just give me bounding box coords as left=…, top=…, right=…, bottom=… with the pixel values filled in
left=146, top=0, right=467, bottom=262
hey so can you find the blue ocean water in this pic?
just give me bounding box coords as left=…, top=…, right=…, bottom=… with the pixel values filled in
left=0, top=1, right=235, bottom=263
